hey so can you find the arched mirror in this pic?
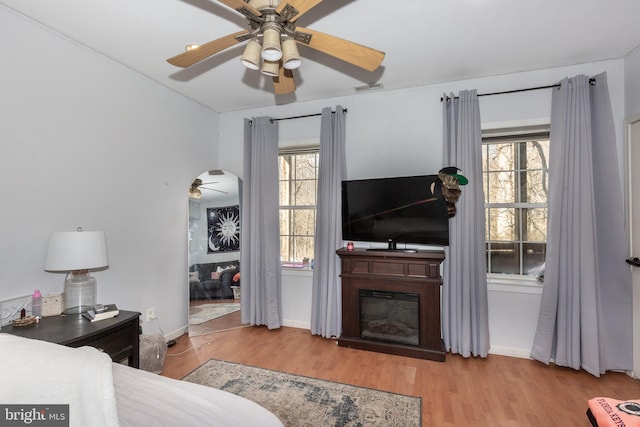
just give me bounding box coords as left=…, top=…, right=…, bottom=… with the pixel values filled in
left=188, top=170, right=242, bottom=337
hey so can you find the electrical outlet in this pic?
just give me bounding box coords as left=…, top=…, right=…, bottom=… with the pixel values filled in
left=146, top=307, right=155, bottom=321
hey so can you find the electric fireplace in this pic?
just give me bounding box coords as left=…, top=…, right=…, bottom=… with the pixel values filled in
left=337, top=248, right=445, bottom=361
left=360, top=290, right=420, bottom=346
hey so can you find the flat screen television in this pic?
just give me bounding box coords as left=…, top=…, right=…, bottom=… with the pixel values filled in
left=341, top=175, right=449, bottom=248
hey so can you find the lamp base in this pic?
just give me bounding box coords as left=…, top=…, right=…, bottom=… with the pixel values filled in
left=63, top=270, right=97, bottom=314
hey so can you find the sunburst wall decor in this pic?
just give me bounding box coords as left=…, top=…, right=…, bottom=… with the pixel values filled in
left=207, top=205, right=240, bottom=253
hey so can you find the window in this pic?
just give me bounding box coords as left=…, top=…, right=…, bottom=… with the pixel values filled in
left=279, top=148, right=319, bottom=264
left=482, top=128, right=549, bottom=277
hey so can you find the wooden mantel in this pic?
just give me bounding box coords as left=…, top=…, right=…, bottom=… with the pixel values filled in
left=337, top=248, right=446, bottom=361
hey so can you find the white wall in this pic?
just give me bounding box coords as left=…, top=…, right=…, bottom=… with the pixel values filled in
left=219, top=59, right=626, bottom=356
left=625, top=46, right=640, bottom=117
left=0, top=7, right=218, bottom=338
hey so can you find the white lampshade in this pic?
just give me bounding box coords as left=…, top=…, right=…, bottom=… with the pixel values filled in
left=45, top=228, right=109, bottom=271
left=250, top=0, right=277, bottom=8
left=261, top=60, right=280, bottom=77
left=45, top=228, right=109, bottom=315
left=189, top=187, right=202, bottom=199
left=241, top=39, right=262, bottom=70
left=261, top=28, right=282, bottom=61
left=282, top=39, right=301, bottom=70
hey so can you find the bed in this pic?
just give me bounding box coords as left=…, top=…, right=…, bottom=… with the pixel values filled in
left=0, top=333, right=283, bottom=427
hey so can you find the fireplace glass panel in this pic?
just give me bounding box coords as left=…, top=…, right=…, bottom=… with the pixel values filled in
left=359, top=290, right=420, bottom=346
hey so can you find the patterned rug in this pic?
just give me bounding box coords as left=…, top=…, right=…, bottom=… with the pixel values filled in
left=188, top=303, right=240, bottom=325
left=182, top=359, right=421, bottom=426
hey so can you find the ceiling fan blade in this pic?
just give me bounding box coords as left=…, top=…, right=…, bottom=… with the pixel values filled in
left=296, top=27, right=385, bottom=72
left=201, top=186, right=229, bottom=195
left=167, top=30, right=250, bottom=68
left=276, top=0, right=323, bottom=22
left=217, top=0, right=262, bottom=19
left=273, top=66, right=296, bottom=95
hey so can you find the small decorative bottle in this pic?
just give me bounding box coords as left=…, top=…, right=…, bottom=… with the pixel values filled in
left=32, top=290, right=42, bottom=318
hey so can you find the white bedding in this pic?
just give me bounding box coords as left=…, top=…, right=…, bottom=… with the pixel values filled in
left=0, top=333, right=283, bottom=427
left=0, top=333, right=119, bottom=427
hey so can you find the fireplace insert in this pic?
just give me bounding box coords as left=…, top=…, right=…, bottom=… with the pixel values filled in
left=359, top=290, right=420, bottom=346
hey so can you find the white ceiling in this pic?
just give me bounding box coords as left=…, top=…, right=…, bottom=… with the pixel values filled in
left=3, top=0, right=640, bottom=113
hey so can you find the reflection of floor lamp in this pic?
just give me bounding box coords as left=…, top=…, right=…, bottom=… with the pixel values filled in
left=44, top=227, right=109, bottom=314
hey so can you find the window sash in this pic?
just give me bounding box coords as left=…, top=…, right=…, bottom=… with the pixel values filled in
left=278, top=148, right=319, bottom=264
left=482, top=128, right=549, bottom=277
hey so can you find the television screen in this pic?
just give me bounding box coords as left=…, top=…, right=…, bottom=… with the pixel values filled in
left=341, top=175, right=449, bottom=247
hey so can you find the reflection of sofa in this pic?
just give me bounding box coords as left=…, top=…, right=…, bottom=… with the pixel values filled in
left=189, top=261, right=240, bottom=300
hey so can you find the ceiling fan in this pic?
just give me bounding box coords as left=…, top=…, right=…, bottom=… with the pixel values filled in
left=189, top=178, right=229, bottom=199
left=167, top=0, right=385, bottom=95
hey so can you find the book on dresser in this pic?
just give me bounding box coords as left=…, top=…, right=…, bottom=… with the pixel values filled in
left=83, top=304, right=119, bottom=322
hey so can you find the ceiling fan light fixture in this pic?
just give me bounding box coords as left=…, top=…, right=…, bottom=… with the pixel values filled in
left=241, top=39, right=262, bottom=70
left=167, top=1, right=387, bottom=95
left=282, top=39, right=301, bottom=70
left=249, top=0, right=278, bottom=9
left=261, top=27, right=282, bottom=61
left=260, top=59, right=280, bottom=77
left=189, top=187, right=202, bottom=199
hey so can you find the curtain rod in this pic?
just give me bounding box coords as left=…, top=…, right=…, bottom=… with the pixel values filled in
left=440, top=78, right=596, bottom=101
left=271, top=108, right=347, bottom=123
left=248, top=109, right=347, bottom=125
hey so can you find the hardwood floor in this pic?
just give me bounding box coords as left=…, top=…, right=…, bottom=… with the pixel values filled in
left=162, top=326, right=640, bottom=426
left=188, top=298, right=245, bottom=336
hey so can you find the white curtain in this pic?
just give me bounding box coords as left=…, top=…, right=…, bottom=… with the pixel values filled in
left=311, top=106, right=346, bottom=338
left=240, top=117, right=282, bottom=329
left=530, top=74, right=632, bottom=376
left=441, top=89, right=490, bottom=358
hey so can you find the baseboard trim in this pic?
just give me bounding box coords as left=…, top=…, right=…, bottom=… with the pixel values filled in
left=177, top=321, right=307, bottom=336
left=282, top=319, right=310, bottom=330
left=177, top=319, right=534, bottom=361
left=280, top=326, right=534, bottom=360
left=165, top=325, right=188, bottom=341
left=489, top=345, right=532, bottom=359
left=178, top=316, right=532, bottom=360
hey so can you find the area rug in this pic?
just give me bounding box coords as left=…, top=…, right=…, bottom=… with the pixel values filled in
left=188, top=303, right=240, bottom=325
left=182, top=359, right=421, bottom=426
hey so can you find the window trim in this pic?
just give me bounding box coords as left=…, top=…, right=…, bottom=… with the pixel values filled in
left=482, top=125, right=550, bottom=139
left=487, top=273, right=543, bottom=294
left=279, top=146, right=320, bottom=156
left=278, top=146, right=320, bottom=266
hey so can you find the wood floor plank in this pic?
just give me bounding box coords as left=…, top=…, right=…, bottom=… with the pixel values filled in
left=162, top=326, right=640, bottom=426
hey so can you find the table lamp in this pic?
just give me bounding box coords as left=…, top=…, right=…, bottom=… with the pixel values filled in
left=44, top=227, right=109, bottom=314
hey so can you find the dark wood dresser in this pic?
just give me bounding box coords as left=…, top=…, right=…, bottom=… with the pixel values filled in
left=3, top=310, right=141, bottom=368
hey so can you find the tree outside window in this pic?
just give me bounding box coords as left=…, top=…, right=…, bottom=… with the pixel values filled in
left=482, top=130, right=549, bottom=278
left=279, top=149, right=319, bottom=264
